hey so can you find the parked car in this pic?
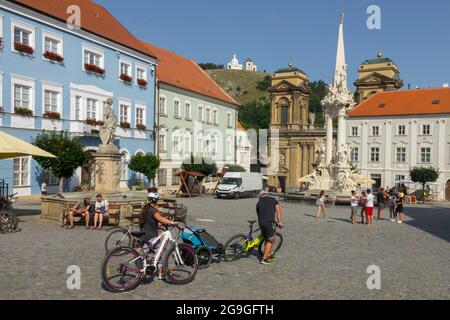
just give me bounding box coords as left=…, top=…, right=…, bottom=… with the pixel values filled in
left=215, top=172, right=263, bottom=199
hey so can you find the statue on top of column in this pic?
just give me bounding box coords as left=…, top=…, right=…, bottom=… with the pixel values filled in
left=100, top=98, right=117, bottom=146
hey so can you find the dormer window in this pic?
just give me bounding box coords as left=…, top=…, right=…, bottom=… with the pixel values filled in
left=432, top=100, right=440, bottom=105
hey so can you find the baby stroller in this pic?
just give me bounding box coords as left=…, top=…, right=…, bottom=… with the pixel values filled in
left=180, top=227, right=224, bottom=269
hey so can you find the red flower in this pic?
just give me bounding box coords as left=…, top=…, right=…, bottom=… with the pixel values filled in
left=120, top=73, right=132, bottom=82
left=43, top=51, right=64, bottom=63
left=120, top=122, right=131, bottom=129
left=84, top=63, right=105, bottom=75
left=136, top=123, right=146, bottom=130
left=137, top=79, right=148, bottom=87
left=43, top=111, right=61, bottom=120
left=14, top=42, right=34, bottom=55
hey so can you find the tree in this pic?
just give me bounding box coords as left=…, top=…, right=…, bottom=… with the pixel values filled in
left=128, top=153, right=160, bottom=185
left=309, top=80, right=327, bottom=125
left=238, top=97, right=271, bottom=131
left=181, top=155, right=218, bottom=180
left=198, top=62, right=224, bottom=70
left=410, top=166, right=440, bottom=203
left=33, top=132, right=86, bottom=193
left=223, top=164, right=246, bottom=172
left=256, top=75, right=272, bottom=91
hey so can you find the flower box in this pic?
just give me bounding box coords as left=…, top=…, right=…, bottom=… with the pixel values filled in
left=85, top=119, right=104, bottom=126
left=43, top=51, right=64, bottom=63
left=43, top=111, right=61, bottom=120
left=120, top=73, right=132, bottom=82
left=14, top=107, right=33, bottom=116
left=84, top=63, right=105, bottom=75
left=137, top=79, right=148, bottom=87
left=120, top=122, right=131, bottom=129
left=0, top=106, right=4, bottom=113
left=0, top=37, right=4, bottom=49
left=136, top=123, right=146, bottom=131
left=14, top=42, right=34, bottom=55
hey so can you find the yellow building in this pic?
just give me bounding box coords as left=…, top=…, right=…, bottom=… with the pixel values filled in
left=267, top=67, right=326, bottom=192
left=354, top=53, right=403, bottom=103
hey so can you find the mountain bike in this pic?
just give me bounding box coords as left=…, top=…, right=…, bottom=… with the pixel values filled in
left=223, top=220, right=283, bottom=262
left=104, top=215, right=141, bottom=252
left=101, top=222, right=198, bottom=292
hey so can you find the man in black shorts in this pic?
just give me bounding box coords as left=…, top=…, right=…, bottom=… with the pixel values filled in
left=256, top=190, right=283, bottom=265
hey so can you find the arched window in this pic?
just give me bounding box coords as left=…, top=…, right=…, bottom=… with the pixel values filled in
left=281, top=106, right=289, bottom=125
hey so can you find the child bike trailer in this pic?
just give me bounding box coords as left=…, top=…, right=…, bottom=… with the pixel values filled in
left=180, top=227, right=224, bottom=269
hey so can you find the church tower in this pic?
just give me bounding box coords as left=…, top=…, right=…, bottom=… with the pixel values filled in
left=354, top=53, right=403, bottom=103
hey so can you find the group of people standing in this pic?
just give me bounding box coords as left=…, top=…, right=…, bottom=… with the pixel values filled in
left=351, top=188, right=406, bottom=226
left=315, top=188, right=406, bottom=226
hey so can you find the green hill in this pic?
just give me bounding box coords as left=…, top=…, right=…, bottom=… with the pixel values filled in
left=206, top=69, right=270, bottom=105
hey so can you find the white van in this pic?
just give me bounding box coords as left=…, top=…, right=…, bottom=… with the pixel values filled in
left=216, top=172, right=263, bottom=199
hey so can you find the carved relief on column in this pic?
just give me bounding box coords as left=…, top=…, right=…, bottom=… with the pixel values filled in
left=308, top=142, right=315, bottom=174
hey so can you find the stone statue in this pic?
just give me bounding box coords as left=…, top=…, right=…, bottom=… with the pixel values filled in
left=337, top=144, right=350, bottom=166
left=316, top=138, right=326, bottom=165
left=308, top=112, right=316, bottom=125
left=279, top=152, right=285, bottom=166
left=100, top=98, right=117, bottom=146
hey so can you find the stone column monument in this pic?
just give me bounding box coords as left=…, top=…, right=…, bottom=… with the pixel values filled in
left=93, top=98, right=122, bottom=193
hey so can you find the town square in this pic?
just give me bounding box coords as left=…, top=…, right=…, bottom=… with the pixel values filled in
left=0, top=0, right=449, bottom=302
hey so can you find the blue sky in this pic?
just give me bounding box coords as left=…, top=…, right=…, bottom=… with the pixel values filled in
left=96, top=0, right=450, bottom=89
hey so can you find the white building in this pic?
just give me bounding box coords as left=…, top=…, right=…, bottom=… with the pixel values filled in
left=244, top=59, right=257, bottom=72
left=236, top=122, right=252, bottom=172
left=227, top=53, right=243, bottom=70
left=347, top=88, right=450, bottom=201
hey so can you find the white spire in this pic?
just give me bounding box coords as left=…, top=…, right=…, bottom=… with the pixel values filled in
left=333, top=12, right=348, bottom=91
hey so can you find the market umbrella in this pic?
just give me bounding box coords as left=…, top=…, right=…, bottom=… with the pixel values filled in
left=352, top=173, right=376, bottom=185
left=0, top=130, right=56, bottom=160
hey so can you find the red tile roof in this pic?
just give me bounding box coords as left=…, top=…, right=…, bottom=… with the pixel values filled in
left=141, top=41, right=239, bottom=107
left=13, top=0, right=157, bottom=59
left=348, top=88, right=450, bottom=117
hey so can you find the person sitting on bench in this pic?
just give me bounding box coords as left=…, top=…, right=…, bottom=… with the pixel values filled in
left=68, top=198, right=92, bottom=229
left=93, top=194, right=109, bottom=230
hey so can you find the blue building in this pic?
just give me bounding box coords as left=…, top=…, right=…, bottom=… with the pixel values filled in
left=0, top=0, right=157, bottom=195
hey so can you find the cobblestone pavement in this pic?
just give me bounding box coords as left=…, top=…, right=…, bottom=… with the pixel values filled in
left=1, top=197, right=449, bottom=300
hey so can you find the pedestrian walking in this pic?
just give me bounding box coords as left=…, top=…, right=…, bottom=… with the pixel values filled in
left=41, top=180, right=48, bottom=197
left=350, top=190, right=358, bottom=224
left=316, top=191, right=326, bottom=219
left=395, top=192, right=406, bottom=224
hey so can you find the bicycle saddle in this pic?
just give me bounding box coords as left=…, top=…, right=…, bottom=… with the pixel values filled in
left=248, top=220, right=257, bottom=225
left=131, top=231, right=145, bottom=238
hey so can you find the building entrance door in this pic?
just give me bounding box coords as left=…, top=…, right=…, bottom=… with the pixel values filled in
left=278, top=176, right=286, bottom=193
left=370, top=174, right=382, bottom=193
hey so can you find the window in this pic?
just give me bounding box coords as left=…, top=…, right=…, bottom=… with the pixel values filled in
left=75, top=96, right=82, bottom=120
left=13, top=157, right=29, bottom=187
left=14, top=84, right=31, bottom=109
left=44, top=90, right=58, bottom=113
left=136, top=66, right=147, bottom=82
left=86, top=98, right=97, bottom=120
left=397, top=125, right=406, bottom=135
left=422, top=124, right=431, bottom=135
left=174, top=100, right=180, bottom=118
left=158, top=169, right=167, bottom=187
left=159, top=131, right=167, bottom=152
left=351, top=147, right=359, bottom=162
left=213, top=108, right=218, bottom=125
left=371, top=126, right=380, bottom=136
left=197, top=135, right=203, bottom=154
left=198, top=105, right=204, bottom=122
left=351, top=126, right=359, bottom=136
left=120, top=61, right=132, bottom=76
left=280, top=106, right=288, bottom=125
left=370, top=147, right=380, bottom=162
left=396, top=147, right=406, bottom=163
left=14, top=27, right=30, bottom=46
left=136, top=106, right=145, bottom=125
left=120, top=104, right=129, bottom=124
left=227, top=112, right=232, bottom=128
left=184, top=133, right=191, bottom=155
left=11, top=20, right=35, bottom=53
left=206, top=107, right=211, bottom=123
left=42, top=31, right=63, bottom=58
left=420, top=147, right=431, bottom=163
left=83, top=45, right=104, bottom=69
left=185, top=103, right=191, bottom=120
left=159, top=96, right=167, bottom=115
left=226, top=137, right=232, bottom=156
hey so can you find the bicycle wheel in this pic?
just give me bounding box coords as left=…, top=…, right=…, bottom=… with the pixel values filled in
left=163, top=243, right=198, bottom=285
left=101, top=247, right=143, bottom=292
left=196, top=247, right=212, bottom=269
left=104, top=229, right=132, bottom=253
left=223, top=233, right=249, bottom=262
left=258, top=232, right=283, bottom=257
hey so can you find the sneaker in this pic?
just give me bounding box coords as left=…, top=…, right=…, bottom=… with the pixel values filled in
left=398, top=221, right=403, bottom=224
left=158, top=273, right=166, bottom=280
left=268, top=255, right=275, bottom=262
left=390, top=219, right=395, bottom=222
left=260, top=259, right=272, bottom=265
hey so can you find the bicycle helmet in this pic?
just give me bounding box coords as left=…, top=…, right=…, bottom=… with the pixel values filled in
left=147, top=191, right=160, bottom=203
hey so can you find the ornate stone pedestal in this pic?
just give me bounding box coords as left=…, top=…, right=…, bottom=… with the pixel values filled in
left=93, top=144, right=122, bottom=193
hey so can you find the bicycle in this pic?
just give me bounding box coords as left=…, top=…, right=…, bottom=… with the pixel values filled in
left=101, top=222, right=198, bottom=292
left=223, top=220, right=283, bottom=262
left=104, top=214, right=142, bottom=252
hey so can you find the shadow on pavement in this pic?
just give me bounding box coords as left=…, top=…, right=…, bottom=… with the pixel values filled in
left=404, top=206, right=450, bottom=243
